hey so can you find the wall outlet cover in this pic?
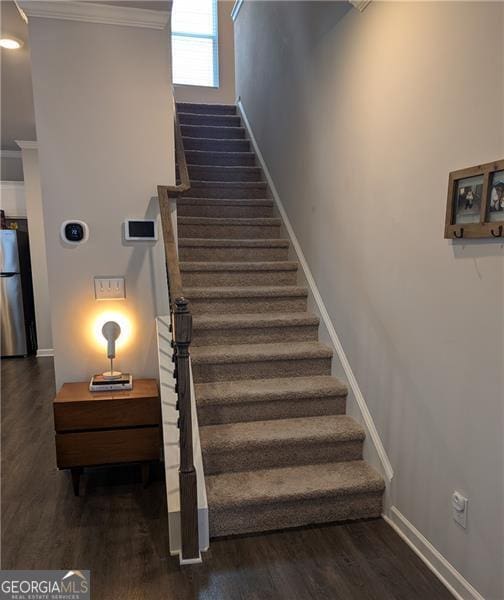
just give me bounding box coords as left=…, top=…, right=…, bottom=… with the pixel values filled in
left=452, top=491, right=468, bottom=528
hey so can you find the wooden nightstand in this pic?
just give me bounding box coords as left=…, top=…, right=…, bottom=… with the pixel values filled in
left=53, top=379, right=161, bottom=495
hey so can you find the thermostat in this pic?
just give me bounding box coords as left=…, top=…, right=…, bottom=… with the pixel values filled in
left=125, top=219, right=157, bottom=241
left=61, top=220, right=89, bottom=244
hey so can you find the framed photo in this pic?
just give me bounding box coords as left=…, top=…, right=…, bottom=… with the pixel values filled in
left=453, top=175, right=483, bottom=224
left=445, top=158, right=504, bottom=239
left=487, top=170, right=504, bottom=223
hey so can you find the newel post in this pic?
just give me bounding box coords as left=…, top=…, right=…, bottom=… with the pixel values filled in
left=174, top=297, right=199, bottom=560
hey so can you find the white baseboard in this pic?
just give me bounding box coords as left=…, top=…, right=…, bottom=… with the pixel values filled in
left=36, top=348, right=54, bottom=357
left=236, top=96, right=394, bottom=484
left=383, top=507, right=484, bottom=600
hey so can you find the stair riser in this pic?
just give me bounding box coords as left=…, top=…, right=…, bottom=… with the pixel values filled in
left=188, top=166, right=263, bottom=182
left=185, top=151, right=256, bottom=167
left=192, top=357, right=332, bottom=383
left=183, top=138, right=250, bottom=152
left=179, top=246, right=289, bottom=262
left=177, top=204, right=273, bottom=218
left=181, top=125, right=245, bottom=140
left=192, top=323, right=318, bottom=347
left=209, top=493, right=383, bottom=538
left=185, top=185, right=268, bottom=199
left=178, top=224, right=280, bottom=239
left=197, top=396, right=346, bottom=425
left=177, top=103, right=236, bottom=115
left=179, top=113, right=242, bottom=127
left=203, top=440, right=363, bottom=475
left=181, top=269, right=297, bottom=288
left=187, top=295, right=308, bottom=315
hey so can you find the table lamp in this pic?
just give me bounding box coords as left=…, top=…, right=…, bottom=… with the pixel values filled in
left=102, top=320, right=122, bottom=380
left=89, top=320, right=133, bottom=391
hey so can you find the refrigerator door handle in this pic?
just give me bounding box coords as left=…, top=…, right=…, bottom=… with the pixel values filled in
left=0, top=273, right=17, bottom=278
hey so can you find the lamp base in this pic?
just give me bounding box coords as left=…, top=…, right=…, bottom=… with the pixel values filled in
left=89, top=373, right=133, bottom=392
left=102, top=370, right=123, bottom=380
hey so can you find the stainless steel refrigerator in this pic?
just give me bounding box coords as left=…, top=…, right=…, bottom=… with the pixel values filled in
left=1, top=230, right=37, bottom=356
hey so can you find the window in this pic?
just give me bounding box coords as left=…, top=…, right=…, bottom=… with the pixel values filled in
left=171, top=0, right=219, bottom=88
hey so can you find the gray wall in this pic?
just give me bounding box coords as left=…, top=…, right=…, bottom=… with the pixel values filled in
left=1, top=156, right=24, bottom=181
left=235, top=2, right=503, bottom=598
left=28, top=16, right=175, bottom=389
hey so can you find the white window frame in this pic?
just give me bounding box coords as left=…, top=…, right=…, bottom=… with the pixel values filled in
left=172, top=0, right=220, bottom=89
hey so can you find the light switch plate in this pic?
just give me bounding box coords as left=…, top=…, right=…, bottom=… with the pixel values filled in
left=94, top=277, right=125, bottom=300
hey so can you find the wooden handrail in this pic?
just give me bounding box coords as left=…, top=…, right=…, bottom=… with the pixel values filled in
left=158, top=102, right=199, bottom=562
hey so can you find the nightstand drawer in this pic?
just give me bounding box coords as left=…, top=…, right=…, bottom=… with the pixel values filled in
left=55, top=427, right=161, bottom=468
left=54, top=396, right=160, bottom=431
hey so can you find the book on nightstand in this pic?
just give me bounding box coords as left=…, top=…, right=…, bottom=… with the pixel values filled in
left=89, top=373, right=133, bottom=392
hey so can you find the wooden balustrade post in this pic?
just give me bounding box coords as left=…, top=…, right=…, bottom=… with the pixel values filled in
left=174, top=297, right=199, bottom=561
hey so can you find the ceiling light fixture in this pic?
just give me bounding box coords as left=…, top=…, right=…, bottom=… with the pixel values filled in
left=0, top=37, right=23, bottom=50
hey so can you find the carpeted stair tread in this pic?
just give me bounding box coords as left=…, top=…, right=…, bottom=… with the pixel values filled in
left=185, top=180, right=268, bottom=199
left=193, top=312, right=318, bottom=331
left=206, top=460, right=385, bottom=508
left=180, top=261, right=298, bottom=272
left=191, top=341, right=332, bottom=365
left=181, top=124, right=246, bottom=139
left=188, top=181, right=268, bottom=190
left=184, top=285, right=308, bottom=298
left=178, top=198, right=273, bottom=207
left=188, top=165, right=263, bottom=183
left=179, top=113, right=241, bottom=127
left=178, top=238, right=289, bottom=248
left=176, top=102, right=237, bottom=115
left=178, top=216, right=280, bottom=226
left=182, top=137, right=251, bottom=153
left=200, top=415, right=364, bottom=451
left=195, top=375, right=347, bottom=406
left=184, top=150, right=256, bottom=166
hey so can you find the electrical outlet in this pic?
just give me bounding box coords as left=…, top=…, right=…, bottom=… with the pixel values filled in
left=94, top=277, right=125, bottom=300
left=452, top=491, right=468, bottom=528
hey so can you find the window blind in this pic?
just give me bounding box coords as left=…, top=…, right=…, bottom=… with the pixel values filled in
left=172, top=0, right=219, bottom=88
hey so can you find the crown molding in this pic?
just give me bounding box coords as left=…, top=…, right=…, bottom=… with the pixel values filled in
left=15, top=140, right=38, bottom=150
left=17, top=1, right=170, bottom=29
left=0, top=150, right=22, bottom=159
left=349, top=0, right=372, bottom=11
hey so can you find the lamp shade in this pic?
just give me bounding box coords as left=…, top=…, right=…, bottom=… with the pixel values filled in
left=102, top=321, right=121, bottom=359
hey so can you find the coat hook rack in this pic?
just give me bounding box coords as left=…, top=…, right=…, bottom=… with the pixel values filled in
left=453, top=227, right=464, bottom=239
left=490, top=225, right=503, bottom=238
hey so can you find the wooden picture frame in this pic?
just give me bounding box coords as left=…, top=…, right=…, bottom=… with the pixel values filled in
left=444, top=158, right=504, bottom=239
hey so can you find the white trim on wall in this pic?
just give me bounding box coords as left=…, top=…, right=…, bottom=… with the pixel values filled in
left=15, top=140, right=38, bottom=150
left=17, top=1, right=170, bottom=29
left=349, top=1, right=372, bottom=12
left=384, top=507, right=484, bottom=600
left=237, top=96, right=394, bottom=483
left=36, top=348, right=54, bottom=358
left=231, top=0, right=244, bottom=22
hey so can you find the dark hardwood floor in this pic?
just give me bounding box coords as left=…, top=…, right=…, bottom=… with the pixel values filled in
left=1, top=357, right=453, bottom=599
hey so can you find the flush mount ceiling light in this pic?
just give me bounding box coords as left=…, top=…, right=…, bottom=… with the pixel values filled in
left=0, top=37, right=24, bottom=50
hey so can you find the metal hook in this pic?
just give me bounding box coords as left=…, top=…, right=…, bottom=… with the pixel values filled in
left=490, top=225, right=503, bottom=238
left=453, top=227, right=464, bottom=239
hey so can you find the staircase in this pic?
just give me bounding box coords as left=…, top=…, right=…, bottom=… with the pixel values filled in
left=176, top=101, right=385, bottom=537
